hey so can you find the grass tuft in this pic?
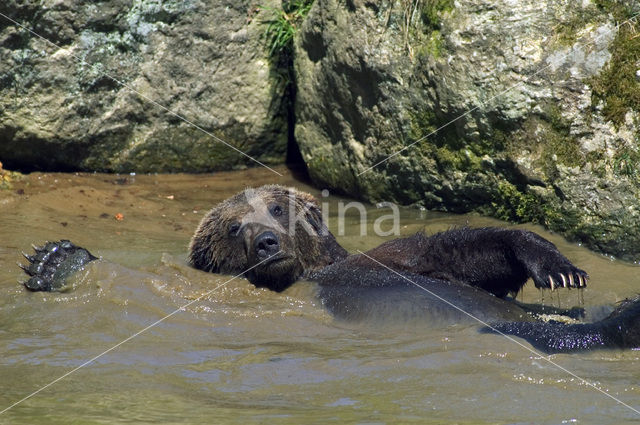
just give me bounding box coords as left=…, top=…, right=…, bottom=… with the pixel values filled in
left=261, top=0, right=314, bottom=57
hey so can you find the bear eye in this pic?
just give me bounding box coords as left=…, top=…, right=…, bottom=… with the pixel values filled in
left=270, top=204, right=283, bottom=217
left=228, top=222, right=241, bottom=236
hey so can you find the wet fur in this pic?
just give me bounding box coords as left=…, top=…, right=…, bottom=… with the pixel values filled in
left=185, top=185, right=640, bottom=352
left=21, top=185, right=640, bottom=352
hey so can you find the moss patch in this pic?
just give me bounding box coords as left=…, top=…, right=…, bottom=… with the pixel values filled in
left=407, top=102, right=592, bottom=231
left=415, top=30, right=445, bottom=58
left=505, top=103, right=585, bottom=183
left=400, top=0, right=453, bottom=59
left=420, top=0, right=455, bottom=31
left=540, top=105, right=584, bottom=172
left=588, top=2, right=640, bottom=127
left=489, top=180, right=585, bottom=239
left=491, top=181, right=547, bottom=223
left=549, top=3, right=606, bottom=47
left=409, top=108, right=499, bottom=173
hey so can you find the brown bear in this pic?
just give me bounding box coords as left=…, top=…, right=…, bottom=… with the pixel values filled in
left=20, top=184, right=640, bottom=352
left=188, top=184, right=586, bottom=298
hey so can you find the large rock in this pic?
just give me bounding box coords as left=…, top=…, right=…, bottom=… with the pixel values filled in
left=295, top=0, right=640, bottom=260
left=0, top=0, right=287, bottom=172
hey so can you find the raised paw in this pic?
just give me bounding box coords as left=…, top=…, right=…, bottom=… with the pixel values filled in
left=19, top=240, right=97, bottom=291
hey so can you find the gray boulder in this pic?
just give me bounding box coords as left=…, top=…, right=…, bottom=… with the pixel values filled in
left=295, top=0, right=640, bottom=260
left=0, top=0, right=287, bottom=172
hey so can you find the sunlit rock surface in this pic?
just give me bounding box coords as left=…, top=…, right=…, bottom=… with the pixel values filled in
left=294, top=0, right=640, bottom=260
left=0, top=0, right=287, bottom=172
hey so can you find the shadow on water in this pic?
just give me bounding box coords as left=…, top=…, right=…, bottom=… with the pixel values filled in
left=1, top=166, right=640, bottom=424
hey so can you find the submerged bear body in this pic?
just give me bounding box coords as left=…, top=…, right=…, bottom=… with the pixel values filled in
left=20, top=184, right=640, bottom=353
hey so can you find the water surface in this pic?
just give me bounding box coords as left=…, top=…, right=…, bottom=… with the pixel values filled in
left=1, top=166, right=639, bottom=424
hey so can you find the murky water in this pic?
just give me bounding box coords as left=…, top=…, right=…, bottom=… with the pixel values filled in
left=1, top=166, right=639, bottom=424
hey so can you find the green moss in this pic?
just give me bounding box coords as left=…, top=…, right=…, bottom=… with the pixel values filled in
left=409, top=109, right=438, bottom=141
left=506, top=104, right=584, bottom=180
left=420, top=0, right=454, bottom=31
left=545, top=206, right=583, bottom=239
left=552, top=21, right=584, bottom=47
left=549, top=5, right=606, bottom=47
left=551, top=0, right=635, bottom=48
left=409, top=109, right=461, bottom=170
left=491, top=181, right=547, bottom=223
left=588, top=3, right=640, bottom=127
left=592, top=0, right=637, bottom=21
left=419, top=29, right=447, bottom=58
left=409, top=108, right=503, bottom=174
left=490, top=181, right=584, bottom=236
left=541, top=107, right=584, bottom=169
left=403, top=0, right=453, bottom=59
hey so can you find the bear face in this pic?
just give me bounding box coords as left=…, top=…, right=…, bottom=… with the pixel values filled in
left=188, top=185, right=348, bottom=291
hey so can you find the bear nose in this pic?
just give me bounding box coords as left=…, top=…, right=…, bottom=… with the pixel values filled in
left=254, top=231, right=280, bottom=259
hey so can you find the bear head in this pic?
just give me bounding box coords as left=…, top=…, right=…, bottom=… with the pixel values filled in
left=188, top=185, right=348, bottom=291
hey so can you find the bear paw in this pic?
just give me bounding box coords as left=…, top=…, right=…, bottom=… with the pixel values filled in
left=20, top=240, right=97, bottom=291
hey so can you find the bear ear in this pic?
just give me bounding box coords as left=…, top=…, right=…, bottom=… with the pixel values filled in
left=283, top=187, right=327, bottom=234
left=188, top=233, right=218, bottom=273
left=287, top=187, right=319, bottom=208
left=305, top=204, right=325, bottom=234
left=188, top=208, right=224, bottom=273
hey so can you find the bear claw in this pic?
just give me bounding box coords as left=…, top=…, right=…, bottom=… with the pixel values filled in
left=20, top=240, right=97, bottom=292
left=547, top=272, right=587, bottom=291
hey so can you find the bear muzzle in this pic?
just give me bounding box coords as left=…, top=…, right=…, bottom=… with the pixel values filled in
left=254, top=230, right=281, bottom=260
